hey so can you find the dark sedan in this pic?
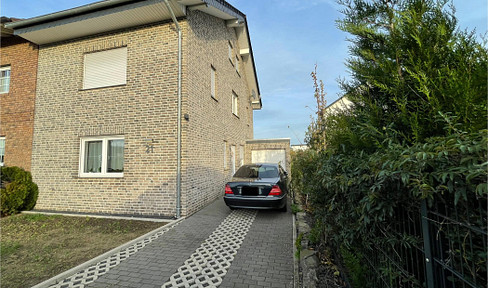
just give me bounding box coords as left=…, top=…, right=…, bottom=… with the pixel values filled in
left=223, top=163, right=288, bottom=212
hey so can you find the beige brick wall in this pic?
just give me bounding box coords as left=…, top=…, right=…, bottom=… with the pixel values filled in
left=32, top=21, right=186, bottom=217
left=184, top=10, right=253, bottom=215
left=0, top=37, right=38, bottom=171
left=32, top=13, right=256, bottom=217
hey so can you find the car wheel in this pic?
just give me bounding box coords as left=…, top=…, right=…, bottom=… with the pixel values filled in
left=280, top=205, right=287, bottom=212
left=229, top=206, right=236, bottom=210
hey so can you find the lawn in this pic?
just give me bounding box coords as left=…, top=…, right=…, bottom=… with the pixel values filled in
left=0, top=213, right=166, bottom=288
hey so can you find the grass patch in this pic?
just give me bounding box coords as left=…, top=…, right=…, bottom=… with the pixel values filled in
left=1, top=213, right=166, bottom=288
left=295, top=232, right=304, bottom=259
left=291, top=203, right=302, bottom=214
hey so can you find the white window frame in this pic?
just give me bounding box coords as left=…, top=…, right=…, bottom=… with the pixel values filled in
left=79, top=135, right=124, bottom=178
left=0, top=66, right=11, bottom=94
left=232, top=92, right=239, bottom=116
left=0, top=137, right=5, bottom=166
left=211, top=65, right=216, bottom=99
left=83, top=47, right=127, bottom=90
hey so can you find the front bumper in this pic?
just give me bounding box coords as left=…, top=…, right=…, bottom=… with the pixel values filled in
left=223, top=195, right=286, bottom=210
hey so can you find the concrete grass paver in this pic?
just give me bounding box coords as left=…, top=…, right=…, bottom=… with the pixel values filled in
left=49, top=198, right=293, bottom=288
left=85, top=200, right=230, bottom=288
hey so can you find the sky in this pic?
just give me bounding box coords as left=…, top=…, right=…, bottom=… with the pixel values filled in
left=1, top=0, right=487, bottom=145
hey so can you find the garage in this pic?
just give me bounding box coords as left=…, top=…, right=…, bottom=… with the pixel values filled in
left=245, top=138, right=290, bottom=172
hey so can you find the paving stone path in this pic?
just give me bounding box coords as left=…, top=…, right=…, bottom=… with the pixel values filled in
left=42, top=199, right=293, bottom=288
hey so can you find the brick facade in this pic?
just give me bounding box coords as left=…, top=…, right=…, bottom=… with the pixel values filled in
left=184, top=11, right=253, bottom=215
left=31, top=12, right=254, bottom=217
left=0, top=36, right=38, bottom=171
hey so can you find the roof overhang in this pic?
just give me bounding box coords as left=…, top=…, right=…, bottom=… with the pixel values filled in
left=5, top=0, right=261, bottom=108
left=5, top=0, right=185, bottom=45
left=1, top=25, right=13, bottom=37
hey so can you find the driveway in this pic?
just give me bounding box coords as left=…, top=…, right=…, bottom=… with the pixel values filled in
left=41, top=199, right=294, bottom=288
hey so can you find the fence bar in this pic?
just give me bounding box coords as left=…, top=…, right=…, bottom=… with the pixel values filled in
left=421, top=199, right=435, bottom=288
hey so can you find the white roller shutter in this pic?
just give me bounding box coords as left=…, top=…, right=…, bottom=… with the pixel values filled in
left=83, top=47, right=127, bottom=89
left=251, top=149, right=287, bottom=171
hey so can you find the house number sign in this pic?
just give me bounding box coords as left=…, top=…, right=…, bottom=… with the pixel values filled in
left=144, top=139, right=154, bottom=153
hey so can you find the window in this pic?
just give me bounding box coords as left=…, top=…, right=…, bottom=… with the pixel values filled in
left=239, top=145, right=244, bottom=166
left=0, top=66, right=11, bottom=93
left=211, top=65, right=216, bottom=99
left=231, top=145, right=236, bottom=175
left=235, top=56, right=239, bottom=74
left=80, top=136, right=124, bottom=177
left=228, top=42, right=233, bottom=61
left=83, top=47, right=127, bottom=89
left=232, top=92, right=239, bottom=116
left=223, top=141, right=228, bottom=169
left=0, top=137, right=5, bottom=166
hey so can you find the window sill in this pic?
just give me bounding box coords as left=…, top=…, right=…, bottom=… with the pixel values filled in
left=80, top=84, right=126, bottom=91
left=79, top=173, right=124, bottom=178
left=232, top=113, right=239, bottom=119
left=229, top=58, right=234, bottom=66
left=211, top=95, right=218, bottom=102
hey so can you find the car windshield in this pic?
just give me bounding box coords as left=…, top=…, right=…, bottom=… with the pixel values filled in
left=233, top=165, right=279, bottom=178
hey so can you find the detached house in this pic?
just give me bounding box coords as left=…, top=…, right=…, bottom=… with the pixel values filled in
left=5, top=0, right=262, bottom=218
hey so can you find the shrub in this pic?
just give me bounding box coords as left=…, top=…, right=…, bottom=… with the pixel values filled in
left=1, top=166, right=39, bottom=216
left=340, top=246, right=367, bottom=287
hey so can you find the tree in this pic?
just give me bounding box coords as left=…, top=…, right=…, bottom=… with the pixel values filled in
left=332, top=0, right=487, bottom=150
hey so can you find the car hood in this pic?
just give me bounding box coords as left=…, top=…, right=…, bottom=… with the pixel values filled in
left=230, top=177, right=280, bottom=184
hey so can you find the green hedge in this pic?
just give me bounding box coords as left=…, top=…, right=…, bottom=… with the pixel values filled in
left=292, top=130, right=487, bottom=285
left=1, top=166, right=39, bottom=216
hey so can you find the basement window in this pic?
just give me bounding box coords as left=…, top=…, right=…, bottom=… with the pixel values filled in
left=83, top=47, right=127, bottom=89
left=79, top=136, right=124, bottom=177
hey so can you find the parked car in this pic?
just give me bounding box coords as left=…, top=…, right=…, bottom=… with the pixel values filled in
left=223, top=163, right=288, bottom=212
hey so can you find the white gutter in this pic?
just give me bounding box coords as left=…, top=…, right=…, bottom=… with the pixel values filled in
left=162, top=0, right=182, bottom=219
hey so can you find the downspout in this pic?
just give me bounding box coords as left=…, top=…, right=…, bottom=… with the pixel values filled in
left=163, top=0, right=182, bottom=219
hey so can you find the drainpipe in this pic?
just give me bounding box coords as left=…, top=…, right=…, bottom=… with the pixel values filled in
left=163, top=0, right=182, bottom=219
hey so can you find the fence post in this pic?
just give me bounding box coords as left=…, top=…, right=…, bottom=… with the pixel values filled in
left=421, top=199, right=435, bottom=288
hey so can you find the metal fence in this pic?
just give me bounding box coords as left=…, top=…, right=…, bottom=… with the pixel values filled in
left=361, top=195, right=487, bottom=288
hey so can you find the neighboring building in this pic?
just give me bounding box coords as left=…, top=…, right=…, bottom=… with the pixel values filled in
left=0, top=17, right=39, bottom=170
left=291, top=144, right=308, bottom=152
left=325, top=96, right=353, bottom=115
left=5, top=0, right=262, bottom=218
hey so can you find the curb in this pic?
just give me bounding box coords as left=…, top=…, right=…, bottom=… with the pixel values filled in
left=292, top=208, right=299, bottom=288
left=22, top=210, right=170, bottom=223
left=31, top=216, right=186, bottom=288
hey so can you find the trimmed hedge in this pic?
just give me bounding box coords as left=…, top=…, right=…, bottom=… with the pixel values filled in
left=1, top=166, right=39, bottom=216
